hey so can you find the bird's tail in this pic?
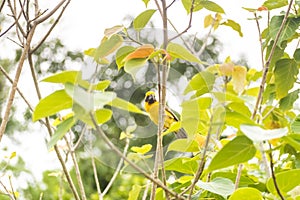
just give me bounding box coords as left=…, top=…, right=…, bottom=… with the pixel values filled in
left=175, top=128, right=188, bottom=139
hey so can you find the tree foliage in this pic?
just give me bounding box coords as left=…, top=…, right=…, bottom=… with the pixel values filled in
left=1, top=0, right=300, bottom=199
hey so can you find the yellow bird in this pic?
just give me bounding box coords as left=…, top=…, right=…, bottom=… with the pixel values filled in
left=144, top=91, right=187, bottom=138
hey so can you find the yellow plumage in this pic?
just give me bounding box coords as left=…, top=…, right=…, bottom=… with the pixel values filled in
left=144, top=91, right=187, bottom=138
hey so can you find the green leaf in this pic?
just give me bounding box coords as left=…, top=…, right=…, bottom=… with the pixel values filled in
left=109, top=97, right=146, bottom=114
left=95, top=109, right=112, bottom=124
left=222, top=19, right=243, bottom=37
left=167, top=138, right=200, bottom=152
left=128, top=185, right=141, bottom=200
left=47, top=117, right=77, bottom=149
left=94, top=34, right=123, bottom=60
left=93, top=80, right=111, bottom=91
left=211, top=172, right=255, bottom=187
left=33, top=90, right=73, bottom=121
left=263, top=0, right=288, bottom=10
left=94, top=92, right=116, bottom=109
left=229, top=187, right=263, bottom=200
left=181, top=0, right=203, bottom=14
left=184, top=71, right=215, bottom=95
left=65, top=83, right=93, bottom=112
left=167, top=43, right=203, bottom=64
left=283, top=134, right=300, bottom=151
left=124, top=58, right=148, bottom=79
left=294, top=48, right=300, bottom=64
left=41, top=70, right=79, bottom=84
left=225, top=110, right=254, bottom=128
left=208, top=136, right=256, bottom=172
left=279, top=89, right=300, bottom=111
left=200, top=1, right=225, bottom=13
left=267, top=169, right=300, bottom=195
left=104, top=25, right=124, bottom=37
left=142, top=0, right=150, bottom=7
left=269, top=16, right=300, bottom=45
left=182, top=97, right=213, bottom=135
left=196, top=178, right=234, bottom=198
left=116, top=46, right=136, bottom=69
left=133, top=9, right=156, bottom=30
left=165, top=157, right=198, bottom=174
left=240, top=125, right=288, bottom=142
left=291, top=115, right=300, bottom=133
left=265, top=41, right=285, bottom=71
left=274, top=58, right=298, bottom=99
left=131, top=144, right=152, bottom=154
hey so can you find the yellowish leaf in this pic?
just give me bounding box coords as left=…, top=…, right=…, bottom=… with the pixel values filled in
left=204, top=14, right=214, bottom=28
left=131, top=144, right=152, bottom=154
left=232, top=65, right=247, bottom=94
left=219, top=62, right=234, bottom=76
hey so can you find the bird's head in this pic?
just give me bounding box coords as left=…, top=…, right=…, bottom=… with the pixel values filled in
left=145, top=91, right=157, bottom=105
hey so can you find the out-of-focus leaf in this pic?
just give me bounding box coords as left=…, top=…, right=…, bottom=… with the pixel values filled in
left=240, top=125, right=288, bottom=142
left=133, top=9, right=156, bottom=30
left=167, top=43, right=203, bottom=64
left=274, top=58, right=298, bottom=99
left=47, top=117, right=77, bottom=149
left=184, top=71, right=215, bottom=95
left=200, top=1, right=225, bottom=13
left=181, top=0, right=203, bottom=13
left=232, top=65, right=247, bottom=94
left=95, top=109, right=112, bottom=124
left=124, top=58, right=148, bottom=79
left=165, top=157, right=198, bottom=174
left=94, top=34, right=123, bottom=60
left=104, top=25, right=124, bottom=37
left=33, top=90, right=73, bottom=121
left=196, top=178, right=234, bottom=198
left=229, top=187, right=263, bottom=200
left=128, top=185, right=141, bottom=200
left=267, top=169, right=300, bottom=195
left=208, top=136, right=256, bottom=172
left=291, top=115, right=300, bottom=133
left=131, top=144, right=152, bottom=154
left=167, top=138, right=200, bottom=152
left=283, top=134, right=300, bottom=151
left=41, top=70, right=79, bottom=84
left=109, top=97, right=146, bottom=114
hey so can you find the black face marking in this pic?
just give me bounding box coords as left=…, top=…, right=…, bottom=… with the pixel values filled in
left=145, top=94, right=156, bottom=104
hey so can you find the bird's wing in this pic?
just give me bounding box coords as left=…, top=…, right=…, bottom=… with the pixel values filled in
left=165, top=106, right=179, bottom=122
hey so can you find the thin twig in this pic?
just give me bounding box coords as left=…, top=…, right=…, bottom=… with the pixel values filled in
left=8, top=176, right=17, bottom=200
left=234, top=164, right=243, bottom=189
left=268, top=143, right=285, bottom=200
left=89, top=113, right=185, bottom=200
left=64, top=135, right=87, bottom=200
left=168, top=0, right=195, bottom=42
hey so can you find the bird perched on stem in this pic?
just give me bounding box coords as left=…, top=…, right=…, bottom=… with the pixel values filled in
left=144, top=91, right=187, bottom=139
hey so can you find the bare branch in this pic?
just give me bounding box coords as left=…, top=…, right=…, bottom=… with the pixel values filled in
left=168, top=0, right=195, bottom=42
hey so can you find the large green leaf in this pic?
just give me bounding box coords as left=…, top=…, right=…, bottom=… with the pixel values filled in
left=167, top=138, right=200, bottom=152
left=128, top=185, right=141, bottom=200
left=274, top=58, right=298, bottom=99
left=279, top=89, right=300, bottom=111
left=196, top=178, right=234, bottom=198
left=47, top=117, right=77, bottom=149
left=184, top=71, right=215, bottom=95
left=94, top=34, right=123, bottom=61
left=208, top=136, right=256, bottom=172
left=33, top=90, right=73, bottom=121
left=283, top=134, right=300, bottom=151
left=225, top=110, right=254, bottom=128
left=229, top=187, right=263, bottom=200
left=240, top=125, right=288, bottom=142
left=181, top=0, right=203, bottom=14
left=133, top=9, right=156, bottom=30
left=211, top=172, right=255, bottom=187
left=109, top=97, right=146, bottom=114
left=269, top=16, right=300, bottom=45
left=167, top=43, right=203, bottom=64
left=124, top=58, right=148, bottom=79
left=267, top=169, right=300, bottom=195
